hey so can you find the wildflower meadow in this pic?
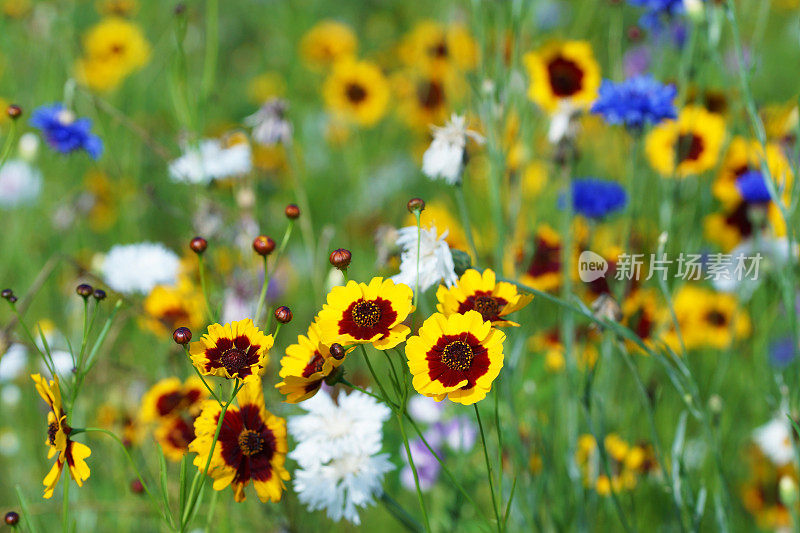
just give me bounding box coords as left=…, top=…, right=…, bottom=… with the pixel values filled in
left=2, top=0, right=800, bottom=531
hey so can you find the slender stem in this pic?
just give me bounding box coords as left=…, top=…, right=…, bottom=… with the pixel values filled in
left=254, top=255, right=269, bottom=324
left=454, top=184, right=480, bottom=261
left=0, top=120, right=18, bottom=169
left=474, top=404, right=502, bottom=533
left=187, top=349, right=222, bottom=404
left=200, top=0, right=218, bottom=101
left=380, top=491, right=424, bottom=533
left=62, top=473, right=70, bottom=532
left=413, top=210, right=422, bottom=310
left=398, top=412, right=431, bottom=533
left=198, top=255, right=214, bottom=322
left=360, top=345, right=391, bottom=403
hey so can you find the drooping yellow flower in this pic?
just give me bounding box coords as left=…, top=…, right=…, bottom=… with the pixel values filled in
left=398, top=21, right=479, bottom=75
left=323, top=59, right=390, bottom=127
left=645, top=106, right=726, bottom=178
left=189, top=319, right=273, bottom=381
left=32, top=374, right=91, bottom=498
left=141, top=280, right=205, bottom=337
left=139, top=377, right=207, bottom=424
left=190, top=378, right=290, bottom=502
left=300, top=20, right=357, bottom=70
left=75, top=17, right=151, bottom=91
left=317, top=277, right=413, bottom=350
left=523, top=41, right=601, bottom=112
left=436, top=269, right=532, bottom=326
left=406, top=311, right=505, bottom=405
left=276, top=322, right=350, bottom=403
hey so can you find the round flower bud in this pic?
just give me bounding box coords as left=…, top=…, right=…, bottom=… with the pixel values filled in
left=253, top=235, right=276, bottom=256
left=190, top=236, right=208, bottom=254
left=329, top=248, right=352, bottom=270
left=7, top=295, right=17, bottom=304
left=76, top=284, right=94, bottom=298
left=274, top=306, right=293, bottom=324
left=4, top=511, right=19, bottom=526
left=329, top=343, right=346, bottom=360
left=130, top=479, right=144, bottom=494
left=173, top=327, right=192, bottom=345
left=1, top=289, right=13, bottom=300
left=407, top=197, right=426, bottom=213
left=285, top=204, right=300, bottom=219
left=174, top=3, right=186, bottom=15
left=6, top=105, right=21, bottom=120
left=93, top=289, right=107, bottom=301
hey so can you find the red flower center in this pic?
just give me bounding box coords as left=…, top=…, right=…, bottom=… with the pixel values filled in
left=441, top=340, right=474, bottom=371
left=221, top=348, right=248, bottom=375
left=302, top=353, right=325, bottom=377
left=473, top=296, right=501, bottom=321
left=676, top=133, right=704, bottom=163
left=547, top=56, right=584, bottom=97
left=351, top=300, right=381, bottom=328
left=47, top=421, right=59, bottom=446
left=238, top=429, right=264, bottom=456
left=346, top=83, right=367, bottom=104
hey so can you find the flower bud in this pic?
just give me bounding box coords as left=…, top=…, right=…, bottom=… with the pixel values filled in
left=329, top=248, right=351, bottom=270
left=190, top=236, right=208, bottom=254
left=130, top=479, right=144, bottom=494
left=93, top=289, right=107, bottom=301
left=4, top=511, right=19, bottom=526
left=253, top=235, right=276, bottom=256
left=6, top=105, right=21, bottom=120
left=407, top=197, right=425, bottom=213
left=274, top=306, right=292, bottom=324
left=7, top=295, right=17, bottom=304
left=329, top=343, right=346, bottom=360
left=173, top=327, right=192, bottom=345
left=285, top=204, right=300, bottom=219
left=76, top=284, right=93, bottom=298
left=627, top=26, right=643, bottom=42
left=0, top=289, right=13, bottom=300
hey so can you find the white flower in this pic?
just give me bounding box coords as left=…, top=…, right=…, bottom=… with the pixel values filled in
left=244, top=98, right=292, bottom=147
left=391, top=225, right=457, bottom=292
left=422, top=114, right=484, bottom=185
left=0, top=344, right=27, bottom=383
left=101, top=242, right=180, bottom=295
left=0, top=159, right=42, bottom=208
left=548, top=103, right=581, bottom=145
left=289, top=390, right=394, bottom=524
left=168, top=138, right=252, bottom=184
left=754, top=417, right=794, bottom=467
left=18, top=133, right=40, bottom=162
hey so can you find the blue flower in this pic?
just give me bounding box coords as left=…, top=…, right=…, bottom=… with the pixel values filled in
left=590, top=75, right=677, bottom=129
left=770, top=338, right=796, bottom=369
left=563, top=178, right=628, bottom=219
left=736, top=170, right=772, bottom=204
left=30, top=103, right=103, bottom=160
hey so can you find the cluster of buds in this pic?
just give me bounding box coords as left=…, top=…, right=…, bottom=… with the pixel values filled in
left=75, top=283, right=106, bottom=301
left=1, top=289, right=17, bottom=304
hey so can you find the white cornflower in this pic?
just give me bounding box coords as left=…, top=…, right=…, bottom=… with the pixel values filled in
left=289, top=390, right=394, bottom=525
left=754, top=417, right=794, bottom=467
left=0, top=160, right=42, bottom=208
left=168, top=138, right=252, bottom=184
left=101, top=242, right=180, bottom=295
left=422, top=114, right=484, bottom=185
left=391, top=225, right=457, bottom=292
left=244, top=98, right=292, bottom=147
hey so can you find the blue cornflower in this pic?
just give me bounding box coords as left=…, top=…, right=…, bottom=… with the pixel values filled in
left=30, top=103, right=103, bottom=159
left=769, top=338, right=796, bottom=369
left=563, top=178, right=628, bottom=219
left=590, top=75, right=677, bottom=129
left=736, top=170, right=772, bottom=204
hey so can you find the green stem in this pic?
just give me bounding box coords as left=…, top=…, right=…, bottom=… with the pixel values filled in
left=254, top=255, right=269, bottom=324
left=62, top=473, right=70, bottom=533
left=0, top=120, right=18, bottom=169
left=455, top=184, right=480, bottom=261
left=397, top=412, right=431, bottom=533
left=198, top=255, right=214, bottom=322
left=380, top=492, right=424, bottom=533
left=200, top=0, right=218, bottom=102
left=475, top=404, right=502, bottom=533
left=413, top=210, right=422, bottom=310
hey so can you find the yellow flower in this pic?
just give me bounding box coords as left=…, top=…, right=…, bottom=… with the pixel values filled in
left=276, top=322, right=350, bottom=403
left=393, top=69, right=464, bottom=130
left=621, top=288, right=660, bottom=350
left=189, top=319, right=273, bottom=381
left=645, top=106, right=726, bottom=178
left=317, top=277, right=413, bottom=350
left=520, top=225, right=563, bottom=292
left=523, top=41, right=601, bottom=112
left=76, top=17, right=151, bottom=91
left=139, top=377, right=207, bottom=424
left=189, top=378, right=290, bottom=502
left=32, top=374, right=91, bottom=498
left=436, top=269, right=532, bottom=326
left=141, top=281, right=205, bottom=337
left=406, top=311, right=505, bottom=405
left=398, top=21, right=478, bottom=75
left=300, top=20, right=357, bottom=70
left=156, top=415, right=199, bottom=462
left=323, top=58, right=390, bottom=127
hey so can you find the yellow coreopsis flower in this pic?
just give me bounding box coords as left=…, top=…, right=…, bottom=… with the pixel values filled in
left=76, top=17, right=151, bottom=91
left=189, top=319, right=273, bottom=381
left=322, top=59, right=390, bottom=127
left=436, top=269, right=533, bottom=326
left=523, top=41, right=601, bottom=112
left=300, top=20, right=357, bottom=70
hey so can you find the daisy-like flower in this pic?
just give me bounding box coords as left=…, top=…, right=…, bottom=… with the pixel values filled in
left=30, top=103, right=103, bottom=159
left=523, top=41, right=601, bottom=112
left=141, top=281, right=206, bottom=337
left=276, top=322, right=350, bottom=403
left=520, top=224, right=563, bottom=292
left=317, top=278, right=413, bottom=350
left=0, top=160, right=42, bottom=208
left=436, top=269, right=533, bottom=326
left=398, top=21, right=479, bottom=75
left=323, top=58, right=390, bottom=127
left=155, top=415, right=198, bottom=462
left=391, top=225, right=458, bottom=292
left=168, top=136, right=253, bottom=185
left=75, top=17, right=151, bottom=92
left=189, top=319, right=273, bottom=381
left=590, top=75, right=677, bottom=130
left=190, top=378, right=290, bottom=502
left=645, top=105, right=726, bottom=178
left=421, top=114, right=484, bottom=185
left=753, top=416, right=795, bottom=467
left=31, top=374, right=91, bottom=498
left=139, top=376, right=207, bottom=424
left=712, top=136, right=792, bottom=209
left=406, top=311, right=505, bottom=405
left=101, top=242, right=180, bottom=295
left=289, top=390, right=394, bottom=524
left=244, top=98, right=292, bottom=147
left=299, top=20, right=357, bottom=70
